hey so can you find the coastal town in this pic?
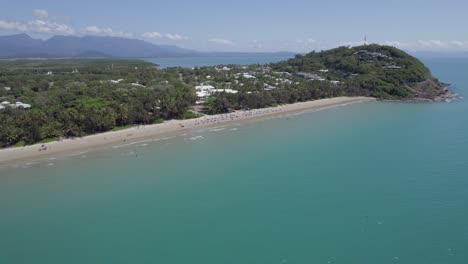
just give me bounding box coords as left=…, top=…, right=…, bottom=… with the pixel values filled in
left=0, top=44, right=452, bottom=149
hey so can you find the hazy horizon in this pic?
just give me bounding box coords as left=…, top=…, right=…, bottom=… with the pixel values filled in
left=1, top=0, right=468, bottom=53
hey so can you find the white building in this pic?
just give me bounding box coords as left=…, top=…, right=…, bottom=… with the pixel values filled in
left=195, top=85, right=238, bottom=103
left=15, top=102, right=32, bottom=108
left=264, top=83, right=277, bottom=91
left=0, top=101, right=31, bottom=109
left=195, top=85, right=216, bottom=98
left=213, top=89, right=238, bottom=94
left=4, top=87, right=11, bottom=91
left=110, top=79, right=124, bottom=84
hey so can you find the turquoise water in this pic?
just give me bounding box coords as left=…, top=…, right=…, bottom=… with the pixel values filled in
left=144, top=55, right=293, bottom=68
left=1, top=58, right=467, bottom=263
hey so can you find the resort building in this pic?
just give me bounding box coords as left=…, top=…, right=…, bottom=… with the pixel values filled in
left=0, top=101, right=32, bottom=109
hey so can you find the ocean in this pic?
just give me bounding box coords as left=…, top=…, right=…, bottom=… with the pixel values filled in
left=0, top=57, right=467, bottom=264
left=144, top=55, right=293, bottom=68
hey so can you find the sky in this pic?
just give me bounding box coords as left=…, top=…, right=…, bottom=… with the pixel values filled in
left=1, top=0, right=468, bottom=53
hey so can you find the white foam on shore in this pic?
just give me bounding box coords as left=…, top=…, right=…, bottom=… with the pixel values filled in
left=113, top=139, right=155, bottom=149
left=0, top=97, right=376, bottom=167
left=210, top=128, right=226, bottom=132
left=65, top=151, right=89, bottom=157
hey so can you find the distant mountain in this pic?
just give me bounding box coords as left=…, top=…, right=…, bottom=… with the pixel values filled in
left=0, top=34, right=44, bottom=57
left=0, top=34, right=197, bottom=58
left=0, top=34, right=296, bottom=59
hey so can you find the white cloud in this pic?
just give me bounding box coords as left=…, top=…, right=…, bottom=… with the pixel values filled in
left=142, top=32, right=162, bottom=39
left=382, top=40, right=468, bottom=52
left=0, top=20, right=28, bottom=31
left=0, top=9, right=74, bottom=35
left=208, top=38, right=234, bottom=45
left=165, top=33, right=188, bottom=40
left=142, top=31, right=189, bottom=41
left=32, top=9, right=49, bottom=20
left=29, top=20, right=74, bottom=35
left=83, top=26, right=132, bottom=38
left=335, top=39, right=468, bottom=52
left=0, top=19, right=74, bottom=35
left=450, top=40, right=466, bottom=48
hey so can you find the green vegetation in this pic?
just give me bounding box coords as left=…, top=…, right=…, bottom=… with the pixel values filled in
left=177, top=111, right=202, bottom=120
left=272, top=44, right=443, bottom=99
left=0, top=59, right=196, bottom=148
left=0, top=45, right=447, bottom=148
left=111, top=125, right=133, bottom=131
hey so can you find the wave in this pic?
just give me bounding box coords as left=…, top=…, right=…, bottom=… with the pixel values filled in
left=189, top=136, right=204, bottom=141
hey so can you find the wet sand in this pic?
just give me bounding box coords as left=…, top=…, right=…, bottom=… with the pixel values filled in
left=0, top=97, right=375, bottom=166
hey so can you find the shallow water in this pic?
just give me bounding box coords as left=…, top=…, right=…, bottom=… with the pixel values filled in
left=0, top=58, right=467, bottom=264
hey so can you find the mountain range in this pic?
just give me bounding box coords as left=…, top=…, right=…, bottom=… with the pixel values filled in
left=0, top=34, right=294, bottom=59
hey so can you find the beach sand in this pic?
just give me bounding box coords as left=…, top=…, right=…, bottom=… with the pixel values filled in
left=0, top=97, right=375, bottom=166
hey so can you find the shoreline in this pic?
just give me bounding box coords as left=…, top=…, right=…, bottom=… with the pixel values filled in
left=0, top=96, right=375, bottom=166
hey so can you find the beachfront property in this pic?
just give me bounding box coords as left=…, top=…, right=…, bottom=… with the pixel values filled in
left=275, top=71, right=293, bottom=76
left=264, top=83, right=277, bottom=91
left=383, top=65, right=402, bottom=69
left=110, top=79, right=125, bottom=84
left=0, top=101, right=32, bottom=109
left=215, top=66, right=231, bottom=72
left=355, top=50, right=389, bottom=60
left=297, top=72, right=326, bottom=81
left=195, top=84, right=239, bottom=104
left=242, top=73, right=256, bottom=79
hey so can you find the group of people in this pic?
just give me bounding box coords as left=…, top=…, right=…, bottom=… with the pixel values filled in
left=186, top=108, right=283, bottom=128
left=38, top=144, right=48, bottom=151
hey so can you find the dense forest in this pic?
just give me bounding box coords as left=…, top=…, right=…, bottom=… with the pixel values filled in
left=271, top=44, right=445, bottom=98
left=0, top=45, right=449, bottom=148
left=0, top=60, right=196, bottom=147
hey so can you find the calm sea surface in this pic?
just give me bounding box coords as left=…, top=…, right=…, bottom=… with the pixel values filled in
left=144, top=55, right=293, bottom=68
left=0, top=58, right=467, bottom=264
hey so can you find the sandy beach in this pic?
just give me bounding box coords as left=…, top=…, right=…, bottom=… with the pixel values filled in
left=0, top=96, right=375, bottom=166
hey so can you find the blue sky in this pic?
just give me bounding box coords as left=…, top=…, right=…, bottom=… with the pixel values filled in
left=1, top=0, right=467, bottom=52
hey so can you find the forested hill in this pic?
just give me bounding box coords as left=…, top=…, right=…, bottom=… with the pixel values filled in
left=271, top=44, right=450, bottom=100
